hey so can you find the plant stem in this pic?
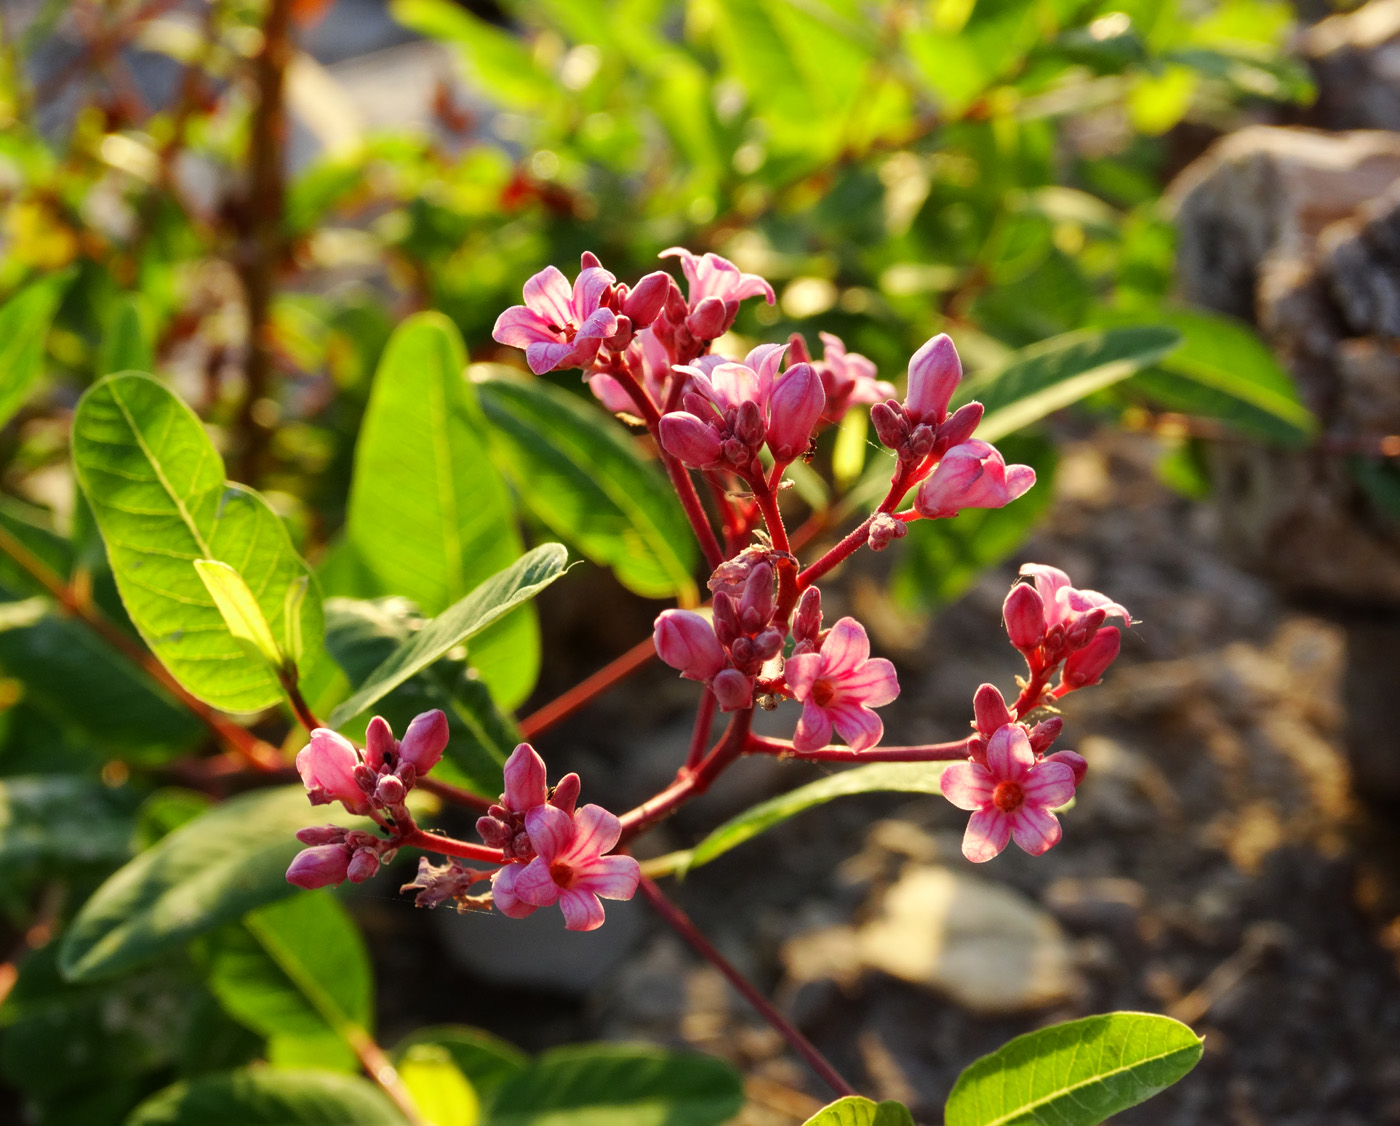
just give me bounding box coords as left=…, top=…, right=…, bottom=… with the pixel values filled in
left=796, top=469, right=915, bottom=590
left=0, top=524, right=280, bottom=770
left=638, top=876, right=859, bottom=1099
left=346, top=1030, right=428, bottom=1126
left=417, top=777, right=494, bottom=813
left=400, top=828, right=504, bottom=864
left=518, top=633, right=657, bottom=739
left=685, top=690, right=718, bottom=772
left=745, top=733, right=971, bottom=762
left=279, top=668, right=323, bottom=733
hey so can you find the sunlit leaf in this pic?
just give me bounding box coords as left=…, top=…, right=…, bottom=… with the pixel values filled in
left=393, top=1026, right=529, bottom=1103
left=802, top=1096, right=916, bottom=1126
left=126, top=1068, right=409, bottom=1126
left=399, top=1044, right=480, bottom=1126
left=0, top=269, right=72, bottom=428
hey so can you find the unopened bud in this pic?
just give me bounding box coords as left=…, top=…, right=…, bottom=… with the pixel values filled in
left=346, top=849, right=380, bottom=883
left=723, top=437, right=751, bottom=467
left=623, top=271, right=671, bottom=327
left=794, top=586, right=822, bottom=644
left=395, top=761, right=417, bottom=789
left=904, top=423, right=936, bottom=461
left=766, top=363, right=825, bottom=463
left=287, top=844, right=351, bottom=889
left=729, top=636, right=755, bottom=667
left=935, top=401, right=983, bottom=454
left=1065, top=607, right=1107, bottom=651
left=296, top=825, right=347, bottom=846
left=972, top=683, right=1014, bottom=736
left=374, top=775, right=406, bottom=806
left=1003, top=583, right=1046, bottom=650
left=712, top=594, right=739, bottom=646
left=905, top=333, right=962, bottom=425
left=711, top=668, right=754, bottom=711
left=739, top=563, right=774, bottom=629
left=660, top=412, right=723, bottom=469
left=399, top=709, right=449, bottom=774
left=1060, top=627, right=1121, bottom=690
left=686, top=296, right=729, bottom=340
left=1045, top=748, right=1087, bottom=786
left=353, top=763, right=377, bottom=794
left=653, top=609, right=727, bottom=682
left=867, top=513, right=907, bottom=551
left=751, top=628, right=784, bottom=662
left=365, top=716, right=395, bottom=771
left=735, top=400, right=766, bottom=449
left=605, top=314, right=634, bottom=351
left=663, top=281, right=689, bottom=323
left=1027, top=715, right=1064, bottom=753
left=870, top=401, right=907, bottom=450
left=476, top=817, right=511, bottom=848
left=550, top=773, right=581, bottom=817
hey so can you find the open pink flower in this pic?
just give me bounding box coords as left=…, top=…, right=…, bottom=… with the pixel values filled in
left=816, top=332, right=895, bottom=423
left=491, top=804, right=640, bottom=931
left=785, top=617, right=899, bottom=751
left=296, top=729, right=370, bottom=814
left=493, top=263, right=618, bottom=374
left=662, top=247, right=775, bottom=308
left=914, top=440, right=1036, bottom=519
left=941, top=725, right=1076, bottom=862
left=1019, top=563, right=1130, bottom=634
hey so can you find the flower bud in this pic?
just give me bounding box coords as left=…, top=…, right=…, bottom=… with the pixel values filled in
left=905, top=423, right=936, bottom=462
left=914, top=440, right=1035, bottom=520
left=711, top=668, right=754, bottom=711
left=935, top=401, right=983, bottom=454
left=287, top=844, right=351, bottom=889
left=550, top=772, right=581, bottom=817
left=395, top=761, right=417, bottom=789
left=1027, top=715, right=1064, bottom=754
left=752, top=628, right=784, bottom=662
left=347, top=848, right=380, bottom=883
left=1045, top=748, right=1087, bottom=786
left=1065, top=607, right=1107, bottom=651
left=686, top=296, right=729, bottom=340
left=659, top=412, right=723, bottom=468
left=739, top=562, right=774, bottom=631
left=623, top=271, right=671, bottom=326
left=653, top=609, right=727, bottom=682
left=793, top=586, right=822, bottom=645
left=580, top=250, right=604, bottom=271
left=735, top=400, right=766, bottom=450
left=663, top=281, right=689, bottom=324
left=476, top=816, right=511, bottom=848
left=1059, top=627, right=1121, bottom=689
left=786, top=332, right=813, bottom=365
left=296, top=729, right=370, bottom=813
left=374, top=774, right=407, bottom=806
left=972, top=683, right=1014, bottom=736
left=605, top=314, right=634, bottom=351
left=399, top=709, right=449, bottom=774
left=353, top=762, right=377, bottom=794
left=712, top=593, right=739, bottom=646
left=870, top=401, right=907, bottom=450
left=766, top=363, right=825, bottom=463
left=905, top=333, right=961, bottom=425
left=867, top=513, right=907, bottom=552
left=296, top=825, right=347, bottom=846
left=364, top=716, right=395, bottom=772
left=729, top=636, right=755, bottom=667
left=1003, top=583, right=1046, bottom=650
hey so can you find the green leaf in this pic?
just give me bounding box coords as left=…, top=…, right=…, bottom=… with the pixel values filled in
left=392, top=1026, right=528, bottom=1103
left=490, top=1044, right=744, bottom=1126
left=195, top=560, right=284, bottom=670
left=391, top=0, right=554, bottom=110
left=0, top=270, right=72, bottom=428
left=326, top=543, right=568, bottom=730
left=126, top=1068, right=409, bottom=1126
left=477, top=370, right=698, bottom=602
left=943, top=1012, right=1204, bottom=1126
left=956, top=326, right=1181, bottom=442
left=398, top=1044, right=480, bottom=1126
left=0, top=775, right=135, bottom=868
left=284, top=576, right=309, bottom=665
left=99, top=292, right=155, bottom=375
left=202, top=892, right=373, bottom=1075
left=71, top=373, right=324, bottom=713
left=345, top=313, right=538, bottom=710
left=58, top=786, right=359, bottom=983
left=324, top=598, right=519, bottom=797
left=893, top=436, right=1056, bottom=611
left=1118, top=308, right=1314, bottom=446
left=677, top=762, right=951, bottom=873
left=802, top=1097, right=916, bottom=1126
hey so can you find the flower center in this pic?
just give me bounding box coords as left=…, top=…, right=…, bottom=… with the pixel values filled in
left=549, top=861, right=575, bottom=886
left=992, top=781, right=1024, bottom=813
left=811, top=679, right=836, bottom=707
left=546, top=321, right=578, bottom=342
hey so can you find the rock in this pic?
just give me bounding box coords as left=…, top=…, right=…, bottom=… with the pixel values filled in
left=783, top=865, right=1082, bottom=1015
left=1301, top=0, right=1400, bottom=132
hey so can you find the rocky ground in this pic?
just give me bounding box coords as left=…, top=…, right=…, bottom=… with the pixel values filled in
left=364, top=424, right=1400, bottom=1126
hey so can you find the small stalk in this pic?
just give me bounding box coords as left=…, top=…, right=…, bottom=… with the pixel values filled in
left=745, top=733, right=971, bottom=762
left=519, top=634, right=658, bottom=739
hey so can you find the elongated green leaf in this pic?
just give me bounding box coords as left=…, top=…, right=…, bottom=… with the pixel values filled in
left=892, top=436, right=1056, bottom=611
left=99, top=292, right=154, bottom=375
left=678, top=762, right=950, bottom=872
left=327, top=543, right=568, bottom=730
left=345, top=312, right=537, bottom=710
left=195, top=560, right=283, bottom=669
left=393, top=1026, right=528, bottom=1102
left=1119, top=308, right=1314, bottom=446
left=802, top=1097, right=916, bottom=1126
left=71, top=373, right=324, bottom=713
left=477, top=371, right=698, bottom=602
left=202, top=892, right=373, bottom=1074
left=127, top=1068, right=409, bottom=1126
left=324, top=598, right=518, bottom=796
left=58, top=786, right=358, bottom=982
left=491, top=1044, right=744, bottom=1126
left=0, top=270, right=72, bottom=428
left=943, top=1012, right=1204, bottom=1126
left=956, top=326, right=1181, bottom=442
left=0, top=775, right=136, bottom=868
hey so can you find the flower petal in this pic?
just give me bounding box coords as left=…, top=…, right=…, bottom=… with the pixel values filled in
left=522, top=265, right=574, bottom=326
left=523, top=803, right=574, bottom=863
left=557, top=888, right=606, bottom=931
left=940, top=762, right=995, bottom=810
left=985, top=724, right=1035, bottom=780
left=490, top=867, right=538, bottom=919
left=492, top=305, right=556, bottom=348
left=821, top=617, right=871, bottom=675
left=792, top=698, right=833, bottom=751
left=1008, top=805, right=1062, bottom=856
left=571, top=265, right=616, bottom=318
left=828, top=701, right=884, bottom=751
left=562, top=804, right=621, bottom=863
left=512, top=856, right=562, bottom=906
left=1022, top=761, right=1075, bottom=808
left=575, top=854, right=641, bottom=900
left=838, top=657, right=899, bottom=707
left=784, top=652, right=822, bottom=699
left=962, top=808, right=1011, bottom=863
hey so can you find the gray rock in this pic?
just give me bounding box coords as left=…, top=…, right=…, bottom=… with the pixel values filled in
left=1301, top=0, right=1400, bottom=132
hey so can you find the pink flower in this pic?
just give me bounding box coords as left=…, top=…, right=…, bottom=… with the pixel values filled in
left=1018, top=564, right=1130, bottom=635
left=913, top=440, right=1036, bottom=519
left=816, top=332, right=896, bottom=422
left=766, top=362, right=825, bottom=463
left=1059, top=626, right=1121, bottom=690
left=785, top=617, right=899, bottom=751
left=286, top=843, right=351, bottom=888
left=493, top=263, right=619, bottom=374
left=904, top=333, right=962, bottom=425
left=491, top=804, right=641, bottom=931
left=653, top=609, right=727, bottom=682
left=662, top=247, right=775, bottom=308
left=941, top=725, right=1077, bottom=862
left=501, top=742, right=549, bottom=814
left=296, top=729, right=370, bottom=814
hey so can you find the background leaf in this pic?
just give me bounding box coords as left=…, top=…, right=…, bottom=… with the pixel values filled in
left=126, top=1068, right=409, bottom=1126
left=99, top=291, right=155, bottom=375
left=801, top=1097, right=916, bottom=1126
left=477, top=369, right=698, bottom=602
left=344, top=312, right=538, bottom=711
left=58, top=786, right=358, bottom=982
left=0, top=774, right=136, bottom=869
left=490, top=1044, right=744, bottom=1126
left=0, top=270, right=72, bottom=428
left=71, top=373, right=324, bottom=713
left=943, top=1012, right=1204, bottom=1126
left=392, top=1026, right=528, bottom=1103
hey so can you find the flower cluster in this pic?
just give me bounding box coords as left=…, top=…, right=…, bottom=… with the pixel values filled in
left=1004, top=564, right=1132, bottom=694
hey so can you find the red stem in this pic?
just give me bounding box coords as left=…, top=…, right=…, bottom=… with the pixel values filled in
left=400, top=828, right=504, bottom=864
left=519, top=634, right=658, bottom=739
left=639, top=876, right=859, bottom=1099
left=745, top=733, right=971, bottom=762
left=418, top=777, right=494, bottom=813
left=750, top=475, right=798, bottom=625
left=685, top=690, right=718, bottom=772
left=796, top=469, right=915, bottom=590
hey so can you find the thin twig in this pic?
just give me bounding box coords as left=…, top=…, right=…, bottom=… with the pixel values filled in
left=518, top=634, right=657, bottom=739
